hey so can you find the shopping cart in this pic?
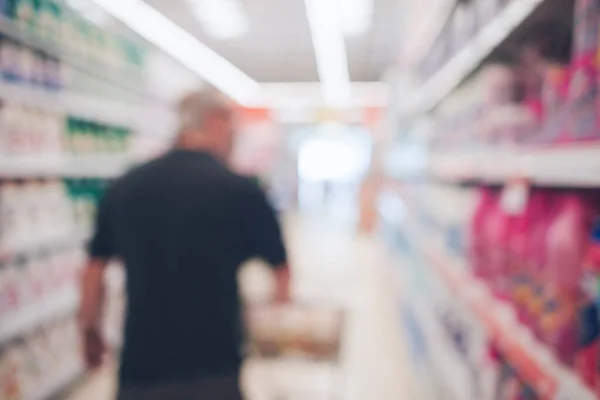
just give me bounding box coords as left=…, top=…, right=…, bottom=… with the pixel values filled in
left=245, top=303, right=346, bottom=400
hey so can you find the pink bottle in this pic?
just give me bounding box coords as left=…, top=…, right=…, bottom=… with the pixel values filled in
left=528, top=192, right=559, bottom=339
left=541, top=194, right=591, bottom=365
left=569, top=0, right=600, bottom=141
left=508, top=191, right=547, bottom=326
left=470, top=188, right=498, bottom=281
left=485, top=196, right=515, bottom=300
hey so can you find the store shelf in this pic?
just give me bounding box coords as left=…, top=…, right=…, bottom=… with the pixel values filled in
left=0, top=230, right=91, bottom=263
left=0, top=287, right=79, bottom=345
left=429, top=143, right=600, bottom=187
left=400, top=0, right=547, bottom=117
left=0, top=80, right=137, bottom=128
left=30, top=362, right=83, bottom=400
left=0, top=15, right=153, bottom=101
left=0, top=155, right=131, bottom=178
left=420, top=240, right=596, bottom=400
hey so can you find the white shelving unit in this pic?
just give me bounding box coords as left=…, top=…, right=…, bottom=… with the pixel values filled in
left=0, top=155, right=132, bottom=179
left=417, top=233, right=596, bottom=400
left=0, top=287, right=79, bottom=346
left=0, top=80, right=138, bottom=128
left=0, top=230, right=90, bottom=262
left=400, top=0, right=548, bottom=117
left=429, top=143, right=600, bottom=187
left=0, top=7, right=166, bottom=400
left=0, top=15, right=149, bottom=100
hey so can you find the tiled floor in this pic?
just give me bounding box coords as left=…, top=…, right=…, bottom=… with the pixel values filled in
left=66, top=214, right=415, bottom=400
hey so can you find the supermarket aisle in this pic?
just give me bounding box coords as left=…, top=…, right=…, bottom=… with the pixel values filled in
left=67, top=214, right=414, bottom=400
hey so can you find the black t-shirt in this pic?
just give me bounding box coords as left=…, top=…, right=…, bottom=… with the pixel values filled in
left=88, top=149, right=287, bottom=385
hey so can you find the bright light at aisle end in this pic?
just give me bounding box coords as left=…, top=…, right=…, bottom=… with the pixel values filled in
left=304, top=0, right=352, bottom=107
left=89, top=0, right=262, bottom=105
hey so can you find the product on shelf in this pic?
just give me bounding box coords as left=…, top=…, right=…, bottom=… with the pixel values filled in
left=540, top=195, right=591, bottom=366
left=0, top=102, right=64, bottom=158
left=0, top=317, right=81, bottom=400
left=66, top=117, right=130, bottom=155
left=0, top=180, right=71, bottom=249
left=65, top=178, right=109, bottom=232
left=577, top=218, right=600, bottom=391
left=569, top=0, right=600, bottom=141
left=0, top=36, right=64, bottom=89
left=0, top=245, right=83, bottom=323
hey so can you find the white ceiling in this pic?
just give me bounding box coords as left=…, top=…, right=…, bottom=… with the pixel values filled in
left=143, top=0, right=404, bottom=83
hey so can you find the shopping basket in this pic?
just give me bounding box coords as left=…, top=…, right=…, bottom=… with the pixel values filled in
left=245, top=303, right=346, bottom=400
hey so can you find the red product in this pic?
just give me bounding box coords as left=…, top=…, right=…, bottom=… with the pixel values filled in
left=569, top=0, right=600, bottom=141
left=541, top=195, right=591, bottom=366
left=509, top=192, right=548, bottom=326
left=527, top=193, right=559, bottom=339
left=470, top=188, right=499, bottom=280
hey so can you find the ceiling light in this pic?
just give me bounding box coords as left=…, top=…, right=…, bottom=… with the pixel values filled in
left=304, top=0, right=351, bottom=107
left=341, top=0, right=373, bottom=37
left=186, top=0, right=249, bottom=40
left=89, top=0, right=262, bottom=105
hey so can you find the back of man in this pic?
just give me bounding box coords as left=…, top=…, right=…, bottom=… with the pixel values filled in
left=79, top=89, right=290, bottom=400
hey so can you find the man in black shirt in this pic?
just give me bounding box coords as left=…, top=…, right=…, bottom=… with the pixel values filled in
left=79, top=89, right=291, bottom=400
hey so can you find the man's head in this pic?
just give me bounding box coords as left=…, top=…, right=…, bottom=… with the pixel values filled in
left=176, top=88, right=236, bottom=159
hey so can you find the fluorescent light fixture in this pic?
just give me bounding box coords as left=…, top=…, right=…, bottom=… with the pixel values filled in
left=186, top=0, right=249, bottom=40
left=304, top=0, right=352, bottom=107
left=341, top=0, right=373, bottom=37
left=89, top=0, right=262, bottom=105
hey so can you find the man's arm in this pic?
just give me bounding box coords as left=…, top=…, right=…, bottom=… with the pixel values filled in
left=244, top=183, right=291, bottom=302
left=79, top=188, right=115, bottom=369
left=79, top=259, right=107, bottom=368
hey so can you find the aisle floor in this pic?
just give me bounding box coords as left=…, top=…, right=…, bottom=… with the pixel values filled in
left=66, top=214, right=414, bottom=400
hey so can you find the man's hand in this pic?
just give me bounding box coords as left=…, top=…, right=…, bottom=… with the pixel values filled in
left=82, top=328, right=105, bottom=369
left=273, top=265, right=291, bottom=304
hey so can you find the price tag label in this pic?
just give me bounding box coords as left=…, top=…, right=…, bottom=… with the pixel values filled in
left=500, top=179, right=530, bottom=216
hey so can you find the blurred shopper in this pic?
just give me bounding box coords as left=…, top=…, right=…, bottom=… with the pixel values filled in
left=78, top=89, right=291, bottom=400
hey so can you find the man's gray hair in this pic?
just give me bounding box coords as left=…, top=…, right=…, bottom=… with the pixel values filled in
left=177, top=88, right=231, bottom=134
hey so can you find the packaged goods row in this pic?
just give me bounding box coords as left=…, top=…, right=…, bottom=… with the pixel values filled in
left=0, top=178, right=108, bottom=254
left=403, top=182, right=600, bottom=397
left=431, top=0, right=599, bottom=150
left=0, top=248, right=82, bottom=341
left=0, top=317, right=82, bottom=400
left=0, top=0, right=145, bottom=71
left=0, top=36, right=64, bottom=90
left=0, top=101, right=132, bottom=158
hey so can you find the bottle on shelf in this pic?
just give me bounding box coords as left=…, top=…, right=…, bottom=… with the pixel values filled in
left=569, top=0, right=600, bottom=142
left=576, top=217, right=600, bottom=391
left=540, top=194, right=591, bottom=366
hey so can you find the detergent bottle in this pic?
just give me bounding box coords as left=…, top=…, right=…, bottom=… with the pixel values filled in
left=541, top=194, right=590, bottom=365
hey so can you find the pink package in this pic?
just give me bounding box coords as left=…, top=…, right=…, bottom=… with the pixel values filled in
left=508, top=191, right=548, bottom=325
left=470, top=188, right=498, bottom=281
left=541, top=194, right=591, bottom=365
left=569, top=0, right=600, bottom=141
left=541, top=66, right=570, bottom=143
left=527, top=192, right=559, bottom=339
left=485, top=196, right=516, bottom=301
